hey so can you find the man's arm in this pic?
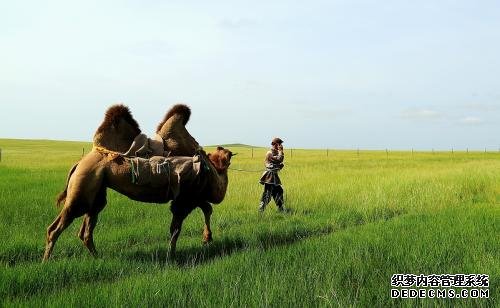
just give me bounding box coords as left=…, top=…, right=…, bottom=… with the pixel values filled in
left=267, top=149, right=284, bottom=163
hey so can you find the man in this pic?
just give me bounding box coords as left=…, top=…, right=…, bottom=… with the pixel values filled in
left=259, top=137, right=285, bottom=212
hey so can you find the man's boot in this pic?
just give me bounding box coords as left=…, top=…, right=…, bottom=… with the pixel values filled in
left=258, top=202, right=266, bottom=213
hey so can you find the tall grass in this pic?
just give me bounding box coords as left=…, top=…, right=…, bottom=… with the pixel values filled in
left=0, top=139, right=498, bottom=306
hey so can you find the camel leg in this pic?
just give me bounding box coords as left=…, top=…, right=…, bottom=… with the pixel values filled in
left=168, top=214, right=185, bottom=259
left=168, top=199, right=196, bottom=260
left=82, top=214, right=99, bottom=256
left=43, top=207, right=77, bottom=261
left=44, top=152, right=105, bottom=262
left=77, top=215, right=88, bottom=242
left=78, top=214, right=99, bottom=256
left=78, top=187, right=106, bottom=257
left=200, top=202, right=213, bottom=244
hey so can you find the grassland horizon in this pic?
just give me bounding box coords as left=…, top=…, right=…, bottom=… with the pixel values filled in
left=1, top=137, right=498, bottom=152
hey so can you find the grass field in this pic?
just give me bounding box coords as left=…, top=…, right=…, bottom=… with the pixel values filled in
left=0, top=138, right=498, bottom=307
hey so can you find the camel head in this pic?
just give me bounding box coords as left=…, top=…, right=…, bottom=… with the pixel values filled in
left=207, top=146, right=234, bottom=174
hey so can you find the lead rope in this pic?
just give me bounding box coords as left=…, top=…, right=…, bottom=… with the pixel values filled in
left=156, top=159, right=171, bottom=194
left=130, top=157, right=140, bottom=184
left=228, top=167, right=266, bottom=173
left=134, top=157, right=140, bottom=182
left=130, top=158, right=136, bottom=184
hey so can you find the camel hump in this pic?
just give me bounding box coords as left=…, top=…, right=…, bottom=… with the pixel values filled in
left=156, top=104, right=199, bottom=156
left=96, top=104, right=141, bottom=134
left=93, top=104, right=142, bottom=153
left=156, top=104, right=191, bottom=133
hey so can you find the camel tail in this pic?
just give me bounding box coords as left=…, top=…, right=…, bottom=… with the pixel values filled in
left=56, top=162, right=79, bottom=207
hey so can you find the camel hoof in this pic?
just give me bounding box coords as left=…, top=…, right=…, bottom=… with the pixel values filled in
left=202, top=235, right=213, bottom=245
left=167, top=248, right=176, bottom=260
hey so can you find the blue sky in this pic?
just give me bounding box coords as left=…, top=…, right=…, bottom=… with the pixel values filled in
left=1, top=0, right=499, bottom=149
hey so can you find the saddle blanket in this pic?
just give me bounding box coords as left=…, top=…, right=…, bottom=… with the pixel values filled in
left=123, top=133, right=168, bottom=158
left=128, top=155, right=202, bottom=190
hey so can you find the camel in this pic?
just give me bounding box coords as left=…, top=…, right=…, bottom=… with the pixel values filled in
left=42, top=105, right=233, bottom=261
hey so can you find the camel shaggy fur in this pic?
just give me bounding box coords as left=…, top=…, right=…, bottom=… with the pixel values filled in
left=156, top=104, right=200, bottom=156
left=94, top=104, right=199, bottom=156
left=43, top=105, right=232, bottom=261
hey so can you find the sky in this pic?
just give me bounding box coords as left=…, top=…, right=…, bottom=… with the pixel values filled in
left=1, top=0, right=499, bottom=149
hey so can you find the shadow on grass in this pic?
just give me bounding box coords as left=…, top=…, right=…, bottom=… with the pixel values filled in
left=122, top=236, right=247, bottom=267
left=98, top=207, right=408, bottom=267
left=123, top=226, right=335, bottom=267
left=255, top=225, right=334, bottom=250
left=175, top=238, right=247, bottom=267
left=3, top=207, right=407, bottom=269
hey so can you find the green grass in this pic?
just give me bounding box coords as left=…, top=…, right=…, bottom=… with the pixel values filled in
left=0, top=138, right=498, bottom=307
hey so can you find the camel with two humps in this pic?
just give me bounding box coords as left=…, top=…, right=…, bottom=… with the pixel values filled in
left=43, top=105, right=232, bottom=261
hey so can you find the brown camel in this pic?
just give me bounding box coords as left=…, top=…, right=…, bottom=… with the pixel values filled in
left=43, top=105, right=232, bottom=261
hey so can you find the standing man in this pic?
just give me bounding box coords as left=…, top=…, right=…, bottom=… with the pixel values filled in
left=259, top=137, right=285, bottom=212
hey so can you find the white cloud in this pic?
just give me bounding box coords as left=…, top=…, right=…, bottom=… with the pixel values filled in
left=400, top=109, right=441, bottom=119
left=459, top=116, right=483, bottom=125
